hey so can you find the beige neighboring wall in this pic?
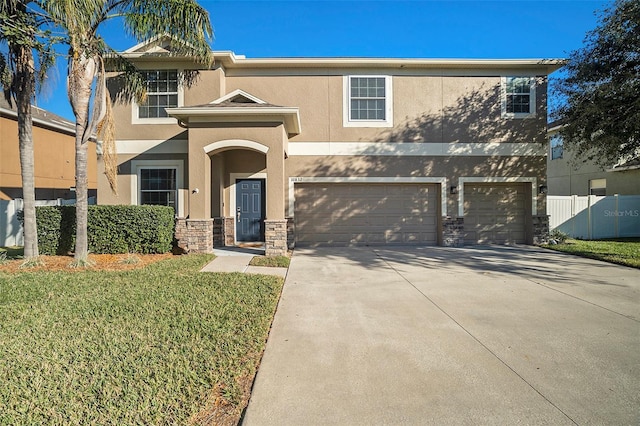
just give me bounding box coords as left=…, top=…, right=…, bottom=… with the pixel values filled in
left=547, top=126, right=640, bottom=196
left=0, top=114, right=96, bottom=200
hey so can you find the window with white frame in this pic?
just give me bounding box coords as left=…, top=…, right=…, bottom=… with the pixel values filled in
left=139, top=168, right=177, bottom=211
left=589, top=178, right=606, bottom=196
left=138, top=70, right=178, bottom=119
left=343, top=75, right=393, bottom=127
left=550, top=134, right=564, bottom=160
left=502, top=76, right=536, bottom=118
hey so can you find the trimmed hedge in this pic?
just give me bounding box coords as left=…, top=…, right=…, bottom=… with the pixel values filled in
left=36, top=205, right=175, bottom=255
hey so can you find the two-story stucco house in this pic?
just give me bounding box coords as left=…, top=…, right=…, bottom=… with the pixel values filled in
left=101, top=37, right=563, bottom=255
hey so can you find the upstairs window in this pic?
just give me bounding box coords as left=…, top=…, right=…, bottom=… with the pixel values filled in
left=343, top=75, right=393, bottom=127
left=502, top=76, right=536, bottom=118
left=135, top=70, right=179, bottom=122
left=550, top=134, right=564, bottom=160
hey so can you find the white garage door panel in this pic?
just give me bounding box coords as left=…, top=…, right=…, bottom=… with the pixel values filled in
left=464, top=184, right=527, bottom=245
left=295, top=183, right=439, bottom=246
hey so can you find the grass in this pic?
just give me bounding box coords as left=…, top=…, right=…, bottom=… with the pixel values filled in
left=249, top=255, right=291, bottom=268
left=543, top=238, right=640, bottom=269
left=0, top=254, right=284, bottom=425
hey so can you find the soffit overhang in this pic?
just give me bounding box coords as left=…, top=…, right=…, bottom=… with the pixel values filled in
left=211, top=53, right=566, bottom=74
left=166, top=105, right=301, bottom=137
left=118, top=40, right=566, bottom=74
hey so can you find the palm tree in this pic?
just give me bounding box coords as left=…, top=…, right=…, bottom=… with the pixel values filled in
left=0, top=1, right=56, bottom=261
left=43, top=0, right=213, bottom=262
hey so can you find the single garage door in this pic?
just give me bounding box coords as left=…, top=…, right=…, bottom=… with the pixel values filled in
left=464, top=183, right=528, bottom=245
left=294, top=183, right=439, bottom=246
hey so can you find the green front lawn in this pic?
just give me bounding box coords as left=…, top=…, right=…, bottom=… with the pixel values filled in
left=0, top=255, right=284, bottom=425
left=543, top=238, right=640, bottom=269
left=249, top=255, right=291, bottom=268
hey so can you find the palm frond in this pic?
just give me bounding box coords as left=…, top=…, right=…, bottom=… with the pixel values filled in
left=123, top=0, right=213, bottom=65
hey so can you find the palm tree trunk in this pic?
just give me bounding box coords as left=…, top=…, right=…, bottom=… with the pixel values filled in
left=14, top=44, right=38, bottom=259
left=70, top=56, right=94, bottom=261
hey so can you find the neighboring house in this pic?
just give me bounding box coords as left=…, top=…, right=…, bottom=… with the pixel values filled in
left=102, top=37, right=563, bottom=255
left=0, top=97, right=98, bottom=201
left=547, top=122, right=640, bottom=196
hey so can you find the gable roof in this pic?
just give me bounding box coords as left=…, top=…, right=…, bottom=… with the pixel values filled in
left=210, top=89, right=267, bottom=105
left=0, top=97, right=75, bottom=135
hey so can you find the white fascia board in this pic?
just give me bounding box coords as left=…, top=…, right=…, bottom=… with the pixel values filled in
left=217, top=55, right=566, bottom=72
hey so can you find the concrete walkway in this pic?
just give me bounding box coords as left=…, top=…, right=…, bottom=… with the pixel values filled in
left=200, top=247, right=288, bottom=277
left=242, top=245, right=640, bottom=425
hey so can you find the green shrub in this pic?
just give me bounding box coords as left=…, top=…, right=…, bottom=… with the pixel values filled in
left=35, top=206, right=75, bottom=255
left=549, top=229, right=569, bottom=244
left=36, top=205, right=175, bottom=255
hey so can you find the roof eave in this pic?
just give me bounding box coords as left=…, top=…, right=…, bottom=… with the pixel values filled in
left=166, top=106, right=301, bottom=136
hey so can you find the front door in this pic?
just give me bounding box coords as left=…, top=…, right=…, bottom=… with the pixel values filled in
left=236, top=179, right=265, bottom=242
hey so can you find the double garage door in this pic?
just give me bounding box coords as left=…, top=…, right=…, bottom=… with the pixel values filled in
left=463, top=183, right=529, bottom=245
left=294, top=183, right=439, bottom=246
left=294, top=182, right=529, bottom=246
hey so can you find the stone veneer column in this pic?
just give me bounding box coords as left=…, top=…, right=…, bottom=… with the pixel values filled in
left=286, top=217, right=295, bottom=249
left=173, top=218, right=214, bottom=253
left=174, top=218, right=189, bottom=254
left=532, top=215, right=550, bottom=245
left=212, top=217, right=224, bottom=248
left=265, top=219, right=288, bottom=256
left=442, top=217, right=464, bottom=247
left=224, top=217, right=235, bottom=246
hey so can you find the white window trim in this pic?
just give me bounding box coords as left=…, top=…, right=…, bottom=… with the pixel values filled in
left=288, top=176, right=447, bottom=217
left=589, top=178, right=606, bottom=196
left=131, top=160, right=184, bottom=216
left=458, top=177, right=537, bottom=217
left=343, top=75, right=393, bottom=127
left=230, top=172, right=268, bottom=244
left=501, top=76, right=536, bottom=119
left=549, top=134, right=564, bottom=160
left=131, top=68, right=184, bottom=124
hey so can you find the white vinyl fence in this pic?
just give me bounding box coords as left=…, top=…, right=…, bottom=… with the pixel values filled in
left=547, top=195, right=640, bottom=239
left=0, top=198, right=95, bottom=247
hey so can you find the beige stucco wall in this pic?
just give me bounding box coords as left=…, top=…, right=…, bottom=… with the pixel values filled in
left=0, top=115, right=97, bottom=200
left=186, top=123, right=286, bottom=220
left=108, top=62, right=548, bottom=145
left=104, top=56, right=549, bottom=231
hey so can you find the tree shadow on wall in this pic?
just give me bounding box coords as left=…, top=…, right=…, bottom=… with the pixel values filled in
left=290, top=78, right=562, bottom=280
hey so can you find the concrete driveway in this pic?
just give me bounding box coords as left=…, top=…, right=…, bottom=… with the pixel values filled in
left=242, top=245, right=640, bottom=425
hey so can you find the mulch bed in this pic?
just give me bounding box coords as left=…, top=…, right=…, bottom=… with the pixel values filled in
left=0, top=253, right=174, bottom=273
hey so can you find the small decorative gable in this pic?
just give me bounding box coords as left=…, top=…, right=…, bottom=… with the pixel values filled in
left=124, top=35, right=180, bottom=54
left=210, top=89, right=267, bottom=105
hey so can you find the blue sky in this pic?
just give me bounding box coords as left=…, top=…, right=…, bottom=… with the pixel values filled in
left=37, top=0, right=610, bottom=121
